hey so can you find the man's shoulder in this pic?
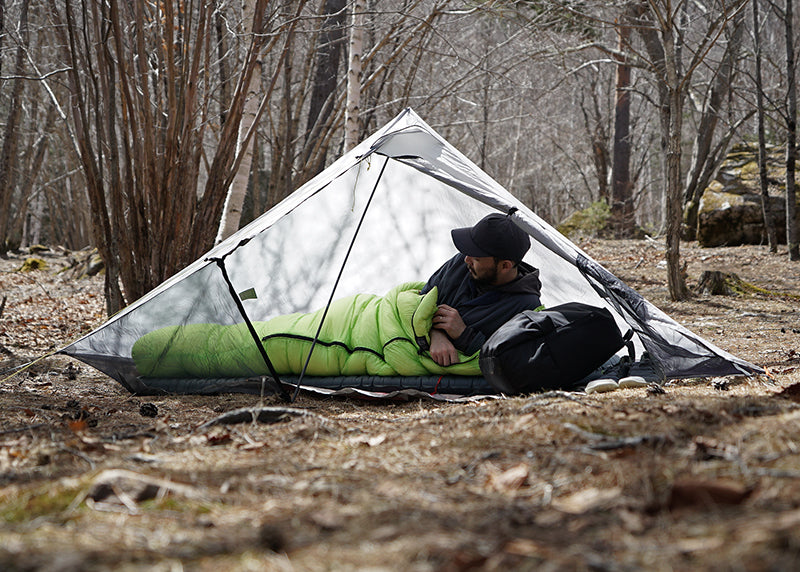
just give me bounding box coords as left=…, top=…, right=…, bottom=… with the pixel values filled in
left=501, top=263, right=541, bottom=297
left=422, top=253, right=467, bottom=294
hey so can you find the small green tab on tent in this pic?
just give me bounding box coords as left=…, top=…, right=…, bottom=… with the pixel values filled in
left=239, top=287, right=257, bottom=301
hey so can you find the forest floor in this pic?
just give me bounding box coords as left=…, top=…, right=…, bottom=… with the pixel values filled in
left=1, top=238, right=800, bottom=571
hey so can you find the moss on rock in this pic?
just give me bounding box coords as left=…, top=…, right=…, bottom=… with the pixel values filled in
left=18, top=258, right=48, bottom=272
left=557, top=200, right=612, bottom=239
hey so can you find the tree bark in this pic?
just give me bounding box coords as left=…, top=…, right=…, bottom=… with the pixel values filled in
left=344, top=0, right=365, bottom=151
left=15, top=105, right=56, bottom=248
left=634, top=1, right=744, bottom=299
left=0, top=0, right=4, bottom=79
left=0, top=0, right=29, bottom=255
left=663, top=14, right=690, bottom=300
left=49, top=0, right=284, bottom=311
left=753, top=0, right=778, bottom=252
left=216, top=59, right=262, bottom=244
left=216, top=0, right=262, bottom=244
left=611, top=18, right=634, bottom=237
left=61, top=0, right=125, bottom=314
left=786, top=0, right=800, bottom=260
left=304, top=0, right=346, bottom=176
left=578, top=75, right=610, bottom=203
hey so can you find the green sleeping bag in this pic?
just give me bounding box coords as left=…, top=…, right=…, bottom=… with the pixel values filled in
left=131, top=282, right=481, bottom=379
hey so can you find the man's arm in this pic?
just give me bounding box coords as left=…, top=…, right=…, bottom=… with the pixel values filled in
left=428, top=328, right=460, bottom=366
left=433, top=303, right=485, bottom=356
left=432, top=304, right=465, bottom=338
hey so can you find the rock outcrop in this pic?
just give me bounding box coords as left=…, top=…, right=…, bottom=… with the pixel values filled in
left=696, top=143, right=798, bottom=247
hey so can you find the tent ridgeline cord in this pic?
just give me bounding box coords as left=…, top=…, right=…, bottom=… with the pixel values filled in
left=291, top=155, right=390, bottom=402
left=212, top=257, right=291, bottom=403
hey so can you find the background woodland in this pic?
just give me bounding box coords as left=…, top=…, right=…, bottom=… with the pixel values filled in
left=0, top=0, right=798, bottom=311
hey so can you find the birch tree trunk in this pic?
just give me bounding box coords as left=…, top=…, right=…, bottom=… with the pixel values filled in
left=344, top=0, right=365, bottom=151
left=215, top=0, right=262, bottom=244
left=215, top=59, right=262, bottom=244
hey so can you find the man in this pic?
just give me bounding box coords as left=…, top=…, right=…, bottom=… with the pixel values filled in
left=421, top=210, right=542, bottom=366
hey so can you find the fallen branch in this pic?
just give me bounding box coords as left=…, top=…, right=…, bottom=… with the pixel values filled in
left=520, top=391, right=601, bottom=412
left=197, top=406, right=327, bottom=431
left=68, top=468, right=209, bottom=515
left=563, top=422, right=669, bottom=450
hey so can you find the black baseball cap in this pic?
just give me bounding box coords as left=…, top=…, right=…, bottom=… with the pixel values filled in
left=451, top=212, right=530, bottom=262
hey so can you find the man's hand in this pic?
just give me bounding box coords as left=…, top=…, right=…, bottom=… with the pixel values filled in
left=429, top=328, right=459, bottom=366
left=432, top=304, right=466, bottom=339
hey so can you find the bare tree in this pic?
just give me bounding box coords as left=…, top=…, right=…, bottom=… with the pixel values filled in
left=0, top=0, right=28, bottom=255
left=0, top=0, right=4, bottom=79
left=682, top=6, right=747, bottom=240
left=49, top=0, right=292, bottom=312
left=216, top=0, right=264, bottom=244
left=630, top=0, right=749, bottom=300
left=784, top=0, right=800, bottom=260
left=578, top=72, right=612, bottom=203
left=611, top=13, right=634, bottom=237
left=344, top=0, right=365, bottom=151
left=303, top=0, right=347, bottom=177
left=753, top=0, right=779, bottom=252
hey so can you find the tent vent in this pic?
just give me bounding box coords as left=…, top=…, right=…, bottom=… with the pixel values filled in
left=239, top=288, right=257, bottom=301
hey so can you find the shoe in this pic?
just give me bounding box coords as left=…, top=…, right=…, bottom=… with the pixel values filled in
left=619, top=376, right=648, bottom=389
left=585, top=378, right=620, bottom=394
left=627, top=352, right=662, bottom=383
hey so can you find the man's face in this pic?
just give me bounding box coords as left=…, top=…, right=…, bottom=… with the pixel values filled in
left=464, top=255, right=500, bottom=285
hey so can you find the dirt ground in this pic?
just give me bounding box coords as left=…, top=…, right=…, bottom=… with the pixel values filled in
left=1, top=239, right=799, bottom=572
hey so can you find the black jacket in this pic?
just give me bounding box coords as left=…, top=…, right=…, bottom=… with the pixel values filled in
left=421, top=253, right=543, bottom=355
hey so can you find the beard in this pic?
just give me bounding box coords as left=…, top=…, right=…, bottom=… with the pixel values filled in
left=467, top=261, right=499, bottom=286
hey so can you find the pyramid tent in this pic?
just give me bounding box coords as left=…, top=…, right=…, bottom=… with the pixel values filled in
left=61, top=108, right=762, bottom=397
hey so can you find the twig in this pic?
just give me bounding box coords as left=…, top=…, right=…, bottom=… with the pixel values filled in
left=563, top=422, right=606, bottom=441
left=0, top=423, right=49, bottom=436
left=584, top=434, right=669, bottom=451
left=103, top=431, right=158, bottom=442
left=0, top=295, right=6, bottom=318
left=58, top=444, right=95, bottom=469
left=754, top=468, right=800, bottom=479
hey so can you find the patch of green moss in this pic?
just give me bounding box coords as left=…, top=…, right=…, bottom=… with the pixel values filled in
left=699, top=190, right=742, bottom=211
left=0, top=484, right=84, bottom=523
left=18, top=257, right=47, bottom=272
left=728, top=276, right=800, bottom=300
left=557, top=200, right=611, bottom=238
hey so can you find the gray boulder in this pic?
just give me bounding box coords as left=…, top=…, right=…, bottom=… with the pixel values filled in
left=696, top=144, right=797, bottom=247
